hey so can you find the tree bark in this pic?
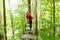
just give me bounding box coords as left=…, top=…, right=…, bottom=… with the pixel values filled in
left=35, top=0, right=38, bottom=40
left=52, top=0, right=55, bottom=40
left=3, top=0, right=7, bottom=40
left=28, top=0, right=31, bottom=13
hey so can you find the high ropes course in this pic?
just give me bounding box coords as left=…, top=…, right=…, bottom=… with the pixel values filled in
left=22, top=0, right=34, bottom=40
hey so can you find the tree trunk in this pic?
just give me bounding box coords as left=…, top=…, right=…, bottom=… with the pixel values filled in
left=9, top=0, right=14, bottom=40
left=3, top=0, right=7, bottom=40
left=52, top=0, right=55, bottom=40
left=28, top=0, right=31, bottom=13
left=35, top=0, right=38, bottom=40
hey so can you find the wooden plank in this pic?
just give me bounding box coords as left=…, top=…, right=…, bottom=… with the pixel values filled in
left=22, top=34, right=33, bottom=39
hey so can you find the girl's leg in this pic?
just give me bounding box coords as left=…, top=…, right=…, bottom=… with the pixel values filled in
left=30, top=22, right=32, bottom=30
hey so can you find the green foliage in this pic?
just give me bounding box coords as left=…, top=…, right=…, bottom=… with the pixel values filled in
left=0, top=0, right=60, bottom=40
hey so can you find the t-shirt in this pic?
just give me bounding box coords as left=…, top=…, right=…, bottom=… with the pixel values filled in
left=26, top=13, right=33, bottom=22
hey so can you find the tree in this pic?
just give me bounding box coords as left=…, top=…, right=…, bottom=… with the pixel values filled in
left=28, top=0, right=31, bottom=13
left=9, top=0, right=14, bottom=40
left=35, top=0, right=38, bottom=40
left=52, top=0, right=55, bottom=40
left=3, top=0, right=7, bottom=40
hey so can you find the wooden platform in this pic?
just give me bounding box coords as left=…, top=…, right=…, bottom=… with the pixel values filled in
left=22, top=34, right=34, bottom=39
left=22, top=27, right=34, bottom=40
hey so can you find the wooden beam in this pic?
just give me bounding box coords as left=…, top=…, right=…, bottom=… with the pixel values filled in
left=22, top=34, right=33, bottom=39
